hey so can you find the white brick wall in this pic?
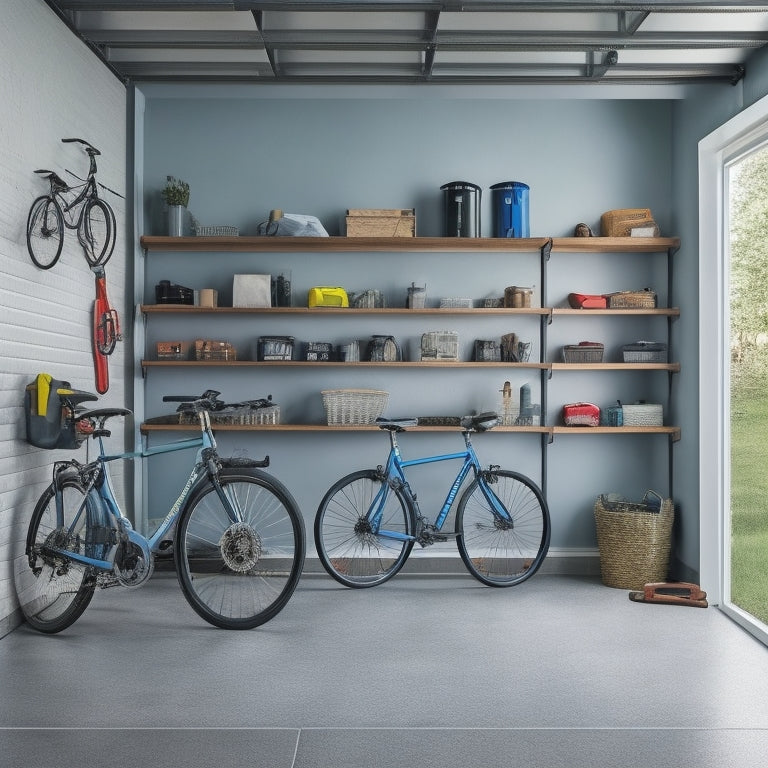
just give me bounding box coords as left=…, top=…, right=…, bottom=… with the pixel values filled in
left=0, top=0, right=127, bottom=636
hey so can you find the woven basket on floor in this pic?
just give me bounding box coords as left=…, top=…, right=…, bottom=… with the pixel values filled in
left=594, top=493, right=674, bottom=590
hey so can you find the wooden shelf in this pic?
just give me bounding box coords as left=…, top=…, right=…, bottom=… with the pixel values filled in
left=140, top=304, right=552, bottom=316
left=552, top=425, right=681, bottom=441
left=141, top=359, right=679, bottom=372
left=141, top=235, right=550, bottom=253
left=140, top=304, right=678, bottom=317
left=140, top=235, right=680, bottom=254
left=139, top=422, right=680, bottom=440
left=551, top=307, right=680, bottom=317
left=550, top=362, right=680, bottom=372
left=141, top=360, right=550, bottom=370
left=140, top=422, right=552, bottom=435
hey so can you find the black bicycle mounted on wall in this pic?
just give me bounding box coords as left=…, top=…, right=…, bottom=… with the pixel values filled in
left=26, top=137, right=121, bottom=270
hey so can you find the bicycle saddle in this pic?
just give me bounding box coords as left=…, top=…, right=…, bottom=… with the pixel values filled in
left=79, top=408, right=132, bottom=420
left=34, top=169, right=68, bottom=188
left=375, top=417, right=418, bottom=431
left=461, top=412, right=500, bottom=431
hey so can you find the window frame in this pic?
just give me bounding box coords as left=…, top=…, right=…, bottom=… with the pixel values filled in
left=699, top=92, right=768, bottom=646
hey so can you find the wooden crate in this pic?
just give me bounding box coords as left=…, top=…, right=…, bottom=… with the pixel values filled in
left=346, top=208, right=416, bottom=237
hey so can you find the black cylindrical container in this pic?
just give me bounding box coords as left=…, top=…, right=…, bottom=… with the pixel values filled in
left=441, top=181, right=481, bottom=237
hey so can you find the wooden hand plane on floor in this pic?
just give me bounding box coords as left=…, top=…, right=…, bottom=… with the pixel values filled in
left=629, top=582, right=708, bottom=608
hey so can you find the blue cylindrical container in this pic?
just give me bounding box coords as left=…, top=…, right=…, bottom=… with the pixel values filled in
left=490, top=181, right=530, bottom=238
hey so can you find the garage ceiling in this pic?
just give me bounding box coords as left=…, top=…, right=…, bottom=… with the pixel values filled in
left=46, top=1, right=768, bottom=85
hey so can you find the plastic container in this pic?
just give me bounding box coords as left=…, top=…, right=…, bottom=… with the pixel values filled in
left=490, top=181, right=530, bottom=238
left=441, top=181, right=481, bottom=238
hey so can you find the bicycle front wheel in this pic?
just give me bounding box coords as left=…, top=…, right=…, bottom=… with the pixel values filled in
left=314, top=470, right=415, bottom=588
left=26, top=195, right=64, bottom=269
left=79, top=197, right=115, bottom=267
left=15, top=479, right=96, bottom=633
left=175, top=470, right=305, bottom=629
left=456, top=469, right=550, bottom=587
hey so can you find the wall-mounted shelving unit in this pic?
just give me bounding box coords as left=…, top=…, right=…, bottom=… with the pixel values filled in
left=139, top=233, right=680, bottom=435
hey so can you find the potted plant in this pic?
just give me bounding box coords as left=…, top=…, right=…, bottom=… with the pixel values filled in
left=162, top=176, right=190, bottom=236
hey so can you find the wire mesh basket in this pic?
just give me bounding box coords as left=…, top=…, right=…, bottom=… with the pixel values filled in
left=322, top=389, right=389, bottom=425
left=562, top=342, right=604, bottom=363
left=193, top=225, right=240, bottom=237
left=594, top=492, right=674, bottom=590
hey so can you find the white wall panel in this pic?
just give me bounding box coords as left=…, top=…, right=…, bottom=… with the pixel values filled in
left=0, top=0, right=127, bottom=637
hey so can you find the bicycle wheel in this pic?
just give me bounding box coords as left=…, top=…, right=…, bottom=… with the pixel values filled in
left=456, top=469, right=550, bottom=587
left=79, top=197, right=115, bottom=267
left=314, top=469, right=415, bottom=588
left=175, top=469, right=305, bottom=629
left=15, top=479, right=96, bottom=633
left=26, top=195, right=64, bottom=269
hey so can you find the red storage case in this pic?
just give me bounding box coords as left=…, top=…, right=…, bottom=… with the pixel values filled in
left=562, top=402, right=601, bottom=427
left=568, top=293, right=607, bottom=309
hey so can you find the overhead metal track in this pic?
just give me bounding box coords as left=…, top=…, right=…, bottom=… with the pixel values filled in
left=46, top=0, right=768, bottom=85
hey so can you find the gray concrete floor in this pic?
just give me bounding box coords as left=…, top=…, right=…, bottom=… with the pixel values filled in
left=1, top=572, right=767, bottom=767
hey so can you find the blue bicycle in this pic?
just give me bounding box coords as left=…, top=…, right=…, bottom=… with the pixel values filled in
left=314, top=413, right=550, bottom=588
left=17, top=389, right=305, bottom=633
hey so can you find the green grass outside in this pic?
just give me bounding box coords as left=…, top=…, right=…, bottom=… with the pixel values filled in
left=730, top=372, right=768, bottom=624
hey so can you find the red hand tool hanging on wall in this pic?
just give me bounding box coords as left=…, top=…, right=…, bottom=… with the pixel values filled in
left=92, top=265, right=121, bottom=394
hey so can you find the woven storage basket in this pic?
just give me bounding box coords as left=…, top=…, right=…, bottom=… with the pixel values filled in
left=594, top=493, right=674, bottom=590
left=322, top=389, right=389, bottom=425
left=606, top=289, right=657, bottom=309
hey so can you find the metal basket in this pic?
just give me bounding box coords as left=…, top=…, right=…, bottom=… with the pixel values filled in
left=322, top=389, right=389, bottom=425
left=193, top=225, right=239, bottom=237
left=439, top=297, right=472, bottom=308
left=622, top=341, right=668, bottom=363
left=562, top=343, right=604, bottom=363
left=594, top=492, right=674, bottom=590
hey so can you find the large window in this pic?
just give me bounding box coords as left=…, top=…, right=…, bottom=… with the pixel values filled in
left=700, top=94, right=768, bottom=646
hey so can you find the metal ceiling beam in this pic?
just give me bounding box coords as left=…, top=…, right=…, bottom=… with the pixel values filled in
left=253, top=10, right=279, bottom=75
left=49, top=1, right=768, bottom=12
left=81, top=27, right=768, bottom=50
left=250, top=29, right=768, bottom=50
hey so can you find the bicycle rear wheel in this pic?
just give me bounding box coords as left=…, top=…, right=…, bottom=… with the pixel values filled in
left=314, top=469, right=415, bottom=588
left=26, top=195, right=64, bottom=269
left=175, top=469, right=305, bottom=629
left=456, top=469, right=550, bottom=587
left=79, top=197, right=115, bottom=267
left=15, top=479, right=96, bottom=633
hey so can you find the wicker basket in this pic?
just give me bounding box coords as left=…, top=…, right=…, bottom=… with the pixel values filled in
left=594, top=492, right=674, bottom=590
left=606, top=289, right=657, bottom=309
left=322, top=389, right=389, bottom=425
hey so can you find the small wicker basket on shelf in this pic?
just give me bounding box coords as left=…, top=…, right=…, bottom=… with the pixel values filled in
left=322, top=388, right=389, bottom=425
left=594, top=492, right=674, bottom=590
left=605, top=289, right=657, bottom=309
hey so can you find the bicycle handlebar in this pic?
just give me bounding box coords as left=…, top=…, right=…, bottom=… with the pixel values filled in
left=62, top=137, right=100, bottom=155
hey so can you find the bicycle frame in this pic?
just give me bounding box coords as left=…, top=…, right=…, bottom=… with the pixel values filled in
left=47, top=418, right=233, bottom=573
left=51, top=176, right=96, bottom=230
left=371, top=429, right=511, bottom=543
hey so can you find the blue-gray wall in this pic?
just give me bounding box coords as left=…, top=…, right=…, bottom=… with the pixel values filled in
left=135, top=80, right=765, bottom=575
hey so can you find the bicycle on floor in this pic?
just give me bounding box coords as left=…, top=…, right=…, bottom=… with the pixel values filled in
left=26, top=137, right=120, bottom=270
left=17, top=388, right=305, bottom=633
left=314, top=412, right=550, bottom=588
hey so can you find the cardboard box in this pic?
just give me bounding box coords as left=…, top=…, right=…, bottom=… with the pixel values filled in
left=346, top=208, right=416, bottom=237
left=233, top=274, right=271, bottom=307
left=156, top=341, right=190, bottom=360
